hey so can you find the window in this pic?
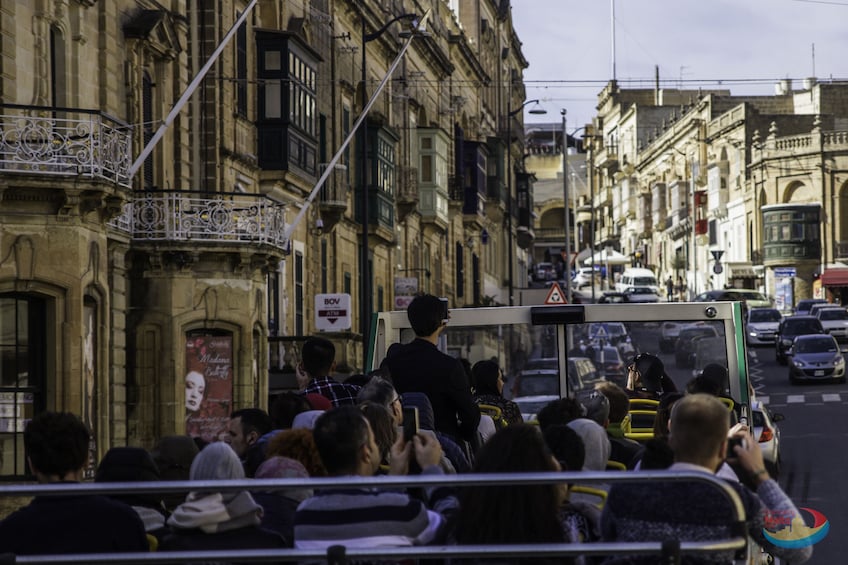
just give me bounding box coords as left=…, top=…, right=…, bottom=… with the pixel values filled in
left=142, top=72, right=154, bottom=189
left=0, top=295, right=47, bottom=479
left=235, top=12, right=247, bottom=117
left=295, top=252, right=304, bottom=336
left=321, top=240, right=328, bottom=294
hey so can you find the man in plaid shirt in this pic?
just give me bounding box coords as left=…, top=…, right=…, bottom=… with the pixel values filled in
left=300, top=336, right=361, bottom=407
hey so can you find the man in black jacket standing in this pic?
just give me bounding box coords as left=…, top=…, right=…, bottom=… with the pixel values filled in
left=382, top=294, right=481, bottom=448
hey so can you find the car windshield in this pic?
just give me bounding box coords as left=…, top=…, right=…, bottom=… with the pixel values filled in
left=750, top=309, right=781, bottom=323
left=516, top=375, right=559, bottom=396
left=819, top=309, right=848, bottom=321
left=627, top=287, right=653, bottom=294
left=795, top=338, right=837, bottom=354
left=785, top=320, right=821, bottom=334
left=739, top=291, right=768, bottom=301
left=633, top=277, right=655, bottom=286
left=523, top=358, right=558, bottom=371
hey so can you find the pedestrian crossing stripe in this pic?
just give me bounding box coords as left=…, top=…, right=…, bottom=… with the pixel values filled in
left=544, top=282, right=567, bottom=305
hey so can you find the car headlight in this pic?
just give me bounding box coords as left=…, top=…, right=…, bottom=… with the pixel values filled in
left=835, top=356, right=845, bottom=365
left=792, top=359, right=806, bottom=367
left=749, top=331, right=758, bottom=337
left=781, top=339, right=793, bottom=347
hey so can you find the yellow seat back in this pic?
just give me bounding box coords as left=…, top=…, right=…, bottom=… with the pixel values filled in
left=606, top=460, right=627, bottom=471
left=569, top=485, right=608, bottom=509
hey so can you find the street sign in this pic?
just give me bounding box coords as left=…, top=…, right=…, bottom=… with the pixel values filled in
left=774, top=267, right=797, bottom=278
left=710, top=250, right=725, bottom=262
left=315, top=293, right=351, bottom=331
left=544, top=282, right=567, bottom=305
left=713, top=263, right=723, bottom=274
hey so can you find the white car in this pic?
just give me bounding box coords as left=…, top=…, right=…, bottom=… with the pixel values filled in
left=745, top=308, right=782, bottom=347
left=659, top=321, right=681, bottom=353
left=815, top=307, right=848, bottom=347
left=512, top=394, right=559, bottom=422
left=751, top=399, right=783, bottom=478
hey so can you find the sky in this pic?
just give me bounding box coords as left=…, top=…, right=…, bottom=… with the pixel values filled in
left=511, top=0, right=848, bottom=132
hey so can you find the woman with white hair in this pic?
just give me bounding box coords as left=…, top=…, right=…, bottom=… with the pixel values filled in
left=160, top=442, right=288, bottom=552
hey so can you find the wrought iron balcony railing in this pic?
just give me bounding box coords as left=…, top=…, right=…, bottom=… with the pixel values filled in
left=109, top=191, right=288, bottom=251
left=0, top=104, right=132, bottom=187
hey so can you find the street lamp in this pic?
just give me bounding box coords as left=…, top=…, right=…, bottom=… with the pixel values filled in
left=359, top=8, right=419, bottom=362
left=561, top=112, right=590, bottom=304
left=506, top=98, right=546, bottom=306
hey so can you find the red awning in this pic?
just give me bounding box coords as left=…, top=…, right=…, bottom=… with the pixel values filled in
left=821, top=268, right=848, bottom=287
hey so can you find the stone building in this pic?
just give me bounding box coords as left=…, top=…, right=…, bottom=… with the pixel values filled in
left=0, top=0, right=533, bottom=477
left=582, top=79, right=848, bottom=306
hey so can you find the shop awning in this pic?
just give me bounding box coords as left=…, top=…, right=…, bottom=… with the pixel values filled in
left=821, top=268, right=848, bottom=287
left=728, top=263, right=757, bottom=279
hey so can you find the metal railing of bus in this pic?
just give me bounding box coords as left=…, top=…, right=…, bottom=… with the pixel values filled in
left=0, top=470, right=748, bottom=564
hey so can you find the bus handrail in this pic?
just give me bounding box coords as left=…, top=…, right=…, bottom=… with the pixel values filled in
left=0, top=470, right=749, bottom=564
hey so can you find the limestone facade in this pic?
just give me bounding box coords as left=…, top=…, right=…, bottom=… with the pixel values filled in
left=0, top=0, right=531, bottom=476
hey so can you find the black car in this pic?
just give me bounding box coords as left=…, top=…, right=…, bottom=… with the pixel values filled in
left=775, top=316, right=825, bottom=365
left=794, top=298, right=827, bottom=316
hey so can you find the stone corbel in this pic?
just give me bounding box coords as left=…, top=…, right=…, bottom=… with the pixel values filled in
left=59, top=192, right=81, bottom=217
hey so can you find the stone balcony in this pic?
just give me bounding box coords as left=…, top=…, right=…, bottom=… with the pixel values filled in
left=0, top=104, right=132, bottom=187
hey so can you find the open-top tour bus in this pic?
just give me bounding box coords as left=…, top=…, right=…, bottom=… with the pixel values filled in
left=369, top=301, right=751, bottom=424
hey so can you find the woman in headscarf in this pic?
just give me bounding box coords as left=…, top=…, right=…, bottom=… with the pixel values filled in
left=160, top=442, right=288, bottom=552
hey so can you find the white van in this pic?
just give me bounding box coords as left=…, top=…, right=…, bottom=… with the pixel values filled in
left=615, top=268, right=659, bottom=294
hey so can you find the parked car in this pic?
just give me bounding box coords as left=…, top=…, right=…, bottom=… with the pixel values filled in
left=787, top=334, right=846, bottom=384
left=597, top=291, right=627, bottom=304
left=794, top=298, right=827, bottom=316
left=675, top=324, right=720, bottom=369
left=815, top=306, right=848, bottom=347
left=751, top=399, right=784, bottom=478
left=693, top=288, right=773, bottom=308
left=591, top=345, right=626, bottom=387
left=745, top=308, right=782, bottom=347
left=775, top=315, right=825, bottom=365
left=572, top=266, right=600, bottom=288
left=658, top=321, right=682, bottom=353
left=622, top=286, right=660, bottom=303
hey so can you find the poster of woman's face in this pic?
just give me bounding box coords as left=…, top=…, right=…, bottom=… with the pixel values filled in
left=185, top=335, right=233, bottom=443
left=185, top=371, right=206, bottom=412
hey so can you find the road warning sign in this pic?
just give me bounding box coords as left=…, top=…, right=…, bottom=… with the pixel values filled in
left=544, top=282, right=568, bottom=305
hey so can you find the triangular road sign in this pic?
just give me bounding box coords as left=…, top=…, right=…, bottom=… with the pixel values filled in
left=544, top=282, right=568, bottom=305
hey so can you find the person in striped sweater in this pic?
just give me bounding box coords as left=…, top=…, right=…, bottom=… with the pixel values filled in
left=293, top=405, right=458, bottom=550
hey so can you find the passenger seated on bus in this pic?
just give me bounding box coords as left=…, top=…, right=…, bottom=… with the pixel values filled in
left=601, top=394, right=813, bottom=565
left=151, top=435, right=200, bottom=513
left=0, top=412, right=149, bottom=555
left=625, top=353, right=678, bottom=400
left=251, top=456, right=312, bottom=547
left=161, top=442, right=287, bottom=552
left=593, top=383, right=645, bottom=469
left=567, top=418, right=611, bottom=472
left=300, top=336, right=362, bottom=407
left=95, top=447, right=169, bottom=540
left=358, top=401, right=398, bottom=470
left=226, top=407, right=272, bottom=478
left=357, top=375, right=404, bottom=426
left=536, top=397, right=585, bottom=430
left=637, top=438, right=674, bottom=470
left=381, top=294, right=481, bottom=449
left=451, top=424, right=585, bottom=563
left=294, top=405, right=458, bottom=549
left=400, top=391, right=471, bottom=473
left=266, top=428, right=327, bottom=478
left=543, top=424, right=586, bottom=474
left=471, top=360, right=523, bottom=426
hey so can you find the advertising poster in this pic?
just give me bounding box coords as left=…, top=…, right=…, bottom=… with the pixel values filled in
left=185, top=335, right=233, bottom=443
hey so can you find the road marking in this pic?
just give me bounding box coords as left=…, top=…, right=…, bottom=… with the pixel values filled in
left=758, top=395, right=770, bottom=404
left=822, top=393, right=841, bottom=402
left=786, top=395, right=805, bottom=403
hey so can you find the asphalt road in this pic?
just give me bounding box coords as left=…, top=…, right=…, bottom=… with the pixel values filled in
left=746, top=344, right=847, bottom=563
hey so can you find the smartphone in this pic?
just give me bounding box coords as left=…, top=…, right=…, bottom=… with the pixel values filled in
left=439, top=297, right=449, bottom=324
left=402, top=406, right=419, bottom=442
left=728, top=436, right=747, bottom=452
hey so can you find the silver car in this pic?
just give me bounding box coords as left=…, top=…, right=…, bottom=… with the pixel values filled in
left=745, top=307, right=782, bottom=347
left=787, top=334, right=847, bottom=384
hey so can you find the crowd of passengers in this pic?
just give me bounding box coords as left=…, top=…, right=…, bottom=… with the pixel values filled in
left=0, top=294, right=812, bottom=564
